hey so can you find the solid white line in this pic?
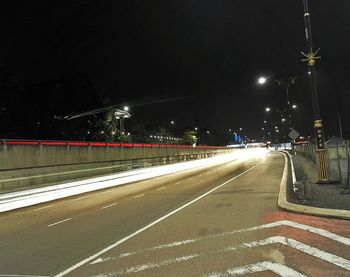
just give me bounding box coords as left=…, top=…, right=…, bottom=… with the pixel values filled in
left=48, top=218, right=72, bottom=227
left=133, top=194, right=145, bottom=199
left=205, top=261, right=306, bottom=277
left=33, top=205, right=53, bottom=211
left=101, top=202, right=118, bottom=209
left=156, top=187, right=166, bottom=191
left=54, top=160, right=264, bottom=277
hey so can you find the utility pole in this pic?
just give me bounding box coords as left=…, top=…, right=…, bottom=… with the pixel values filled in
left=301, top=0, right=330, bottom=183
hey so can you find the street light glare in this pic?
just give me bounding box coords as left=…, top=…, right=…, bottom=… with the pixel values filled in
left=258, top=77, right=267, bottom=85
left=265, top=107, right=271, bottom=112
left=123, top=106, right=129, bottom=111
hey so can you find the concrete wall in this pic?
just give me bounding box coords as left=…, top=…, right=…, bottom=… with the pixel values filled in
left=0, top=141, right=231, bottom=193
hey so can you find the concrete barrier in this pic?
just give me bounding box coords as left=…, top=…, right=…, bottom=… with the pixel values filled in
left=0, top=140, right=231, bottom=193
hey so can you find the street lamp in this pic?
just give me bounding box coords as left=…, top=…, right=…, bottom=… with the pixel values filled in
left=301, top=0, right=330, bottom=183
left=265, top=107, right=271, bottom=112
left=258, top=76, right=267, bottom=85
left=114, top=109, right=131, bottom=143
left=123, top=106, right=129, bottom=111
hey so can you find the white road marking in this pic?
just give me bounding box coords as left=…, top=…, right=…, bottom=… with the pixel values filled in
left=175, top=181, right=182, bottom=184
left=32, top=205, right=53, bottom=211
left=204, top=261, right=306, bottom=277
left=54, top=160, right=264, bottom=277
left=101, top=219, right=350, bottom=261
left=0, top=275, right=50, bottom=277
left=133, top=194, right=145, bottom=199
left=156, top=187, right=166, bottom=191
left=101, top=202, right=118, bottom=209
left=243, top=236, right=350, bottom=271
left=91, top=236, right=350, bottom=276
left=47, top=218, right=72, bottom=227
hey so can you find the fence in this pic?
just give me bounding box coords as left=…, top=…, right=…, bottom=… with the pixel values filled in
left=294, top=140, right=350, bottom=189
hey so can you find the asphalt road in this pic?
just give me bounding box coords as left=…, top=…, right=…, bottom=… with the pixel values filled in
left=1, top=149, right=350, bottom=277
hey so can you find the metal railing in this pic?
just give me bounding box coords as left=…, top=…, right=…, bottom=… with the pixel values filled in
left=294, top=140, right=350, bottom=190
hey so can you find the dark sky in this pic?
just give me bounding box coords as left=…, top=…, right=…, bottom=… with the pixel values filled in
left=1, top=0, right=350, bottom=138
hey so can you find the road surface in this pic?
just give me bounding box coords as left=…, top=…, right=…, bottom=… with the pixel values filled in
left=1, top=149, right=350, bottom=276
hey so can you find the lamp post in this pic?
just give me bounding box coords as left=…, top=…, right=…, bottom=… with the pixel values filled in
left=301, top=0, right=330, bottom=183
left=114, top=109, right=131, bottom=143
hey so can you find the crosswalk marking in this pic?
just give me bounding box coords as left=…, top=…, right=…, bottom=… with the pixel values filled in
left=90, top=235, right=350, bottom=276
left=92, top=220, right=350, bottom=262
left=204, top=261, right=307, bottom=277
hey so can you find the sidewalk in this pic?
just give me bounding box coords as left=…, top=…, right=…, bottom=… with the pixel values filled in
left=290, top=153, right=350, bottom=211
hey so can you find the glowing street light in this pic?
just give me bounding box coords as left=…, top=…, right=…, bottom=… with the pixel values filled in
left=265, top=107, right=271, bottom=112
left=258, top=76, right=267, bottom=85
left=292, top=104, right=297, bottom=109
left=123, top=106, right=129, bottom=111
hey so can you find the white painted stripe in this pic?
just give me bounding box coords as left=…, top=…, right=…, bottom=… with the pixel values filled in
left=91, top=235, right=350, bottom=276
left=175, top=181, right=183, bottom=184
left=243, top=236, right=350, bottom=270
left=48, top=218, right=72, bottom=227
left=133, top=194, right=145, bottom=199
left=107, top=219, right=350, bottom=261
left=205, top=261, right=306, bottom=277
left=32, top=205, right=53, bottom=211
left=156, top=187, right=166, bottom=191
left=101, top=202, right=118, bottom=209
left=0, top=275, right=50, bottom=277
left=54, top=160, right=264, bottom=277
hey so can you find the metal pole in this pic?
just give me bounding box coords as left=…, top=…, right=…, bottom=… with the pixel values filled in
left=302, top=0, right=330, bottom=183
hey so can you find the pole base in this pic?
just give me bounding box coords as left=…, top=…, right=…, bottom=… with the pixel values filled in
left=316, top=179, right=338, bottom=185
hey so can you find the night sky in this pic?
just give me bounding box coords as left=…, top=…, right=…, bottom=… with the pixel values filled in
left=1, top=0, right=350, bottom=140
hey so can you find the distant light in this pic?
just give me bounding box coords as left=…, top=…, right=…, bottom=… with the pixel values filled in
left=282, top=118, right=286, bottom=122
left=87, top=131, right=90, bottom=134
left=171, top=120, right=175, bottom=125
left=265, top=107, right=271, bottom=112
left=292, top=104, right=297, bottom=109
left=101, top=131, right=104, bottom=134
left=228, top=128, right=232, bottom=132
left=112, top=131, right=115, bottom=135
left=264, top=120, right=267, bottom=124
left=276, top=129, right=279, bottom=133
left=207, top=130, right=210, bottom=134
left=194, top=127, right=198, bottom=130
left=308, top=71, right=311, bottom=75
left=262, top=127, right=265, bottom=130
left=258, top=77, right=267, bottom=85
left=127, top=132, right=130, bottom=136
left=123, top=106, right=129, bottom=111
left=239, top=127, right=243, bottom=131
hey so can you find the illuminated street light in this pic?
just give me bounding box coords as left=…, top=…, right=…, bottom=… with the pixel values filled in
left=123, top=106, right=129, bottom=111
left=258, top=76, right=267, bottom=85
left=265, top=107, right=271, bottom=112
left=292, top=104, right=297, bottom=109
left=170, top=120, right=175, bottom=125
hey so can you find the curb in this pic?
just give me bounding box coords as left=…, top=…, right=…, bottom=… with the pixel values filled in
left=278, top=151, right=350, bottom=220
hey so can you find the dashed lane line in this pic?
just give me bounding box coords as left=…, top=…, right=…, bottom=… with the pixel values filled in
left=47, top=218, right=72, bottom=227
left=101, top=202, right=119, bottom=210
left=133, top=194, right=145, bottom=199
left=156, top=187, right=166, bottom=191
left=32, top=205, right=53, bottom=211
